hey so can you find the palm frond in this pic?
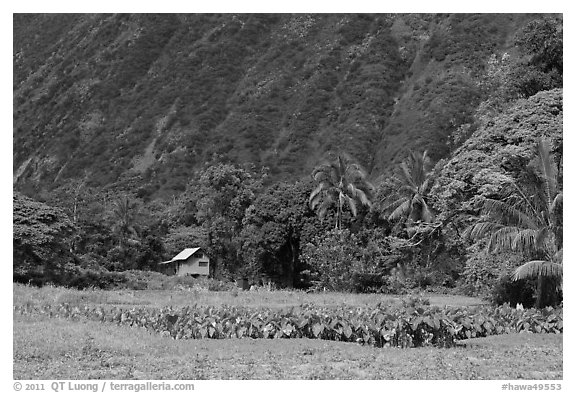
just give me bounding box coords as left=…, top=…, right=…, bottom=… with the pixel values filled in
left=399, top=162, right=417, bottom=190
left=482, top=198, right=539, bottom=229
left=420, top=177, right=432, bottom=195
left=551, top=192, right=562, bottom=215
left=513, top=260, right=563, bottom=281
left=311, top=170, right=326, bottom=182
left=346, top=162, right=368, bottom=180
left=534, top=227, right=550, bottom=250
left=347, top=196, right=358, bottom=217
left=309, top=183, right=324, bottom=205
left=347, top=183, right=372, bottom=208
left=465, top=221, right=502, bottom=240
left=389, top=198, right=411, bottom=221
left=487, top=226, right=522, bottom=252
left=381, top=196, right=407, bottom=214
left=409, top=151, right=425, bottom=186
left=509, top=228, right=539, bottom=252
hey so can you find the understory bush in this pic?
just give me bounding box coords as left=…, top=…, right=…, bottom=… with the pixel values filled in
left=302, top=229, right=388, bottom=293
left=459, top=247, right=527, bottom=299
left=459, top=247, right=562, bottom=308
left=15, top=300, right=562, bottom=349
left=490, top=274, right=537, bottom=308
left=18, top=265, right=236, bottom=292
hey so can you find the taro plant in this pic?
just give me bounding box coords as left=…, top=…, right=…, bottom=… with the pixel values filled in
left=15, top=300, right=563, bottom=349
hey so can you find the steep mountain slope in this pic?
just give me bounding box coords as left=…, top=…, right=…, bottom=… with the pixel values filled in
left=13, top=13, right=536, bottom=198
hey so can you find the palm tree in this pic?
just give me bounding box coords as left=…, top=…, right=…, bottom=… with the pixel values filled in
left=465, top=138, right=562, bottom=308
left=309, top=153, right=374, bottom=230
left=381, top=150, right=435, bottom=224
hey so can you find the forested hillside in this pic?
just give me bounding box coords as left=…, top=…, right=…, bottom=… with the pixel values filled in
left=14, top=13, right=547, bottom=195
left=13, top=14, right=563, bottom=306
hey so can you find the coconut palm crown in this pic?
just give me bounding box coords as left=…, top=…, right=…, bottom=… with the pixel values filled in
left=465, top=138, right=562, bottom=307
left=309, top=153, right=374, bottom=230
left=381, top=150, right=435, bottom=224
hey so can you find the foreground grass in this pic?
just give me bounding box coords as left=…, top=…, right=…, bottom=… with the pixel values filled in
left=14, top=314, right=562, bottom=380
left=13, top=283, right=486, bottom=309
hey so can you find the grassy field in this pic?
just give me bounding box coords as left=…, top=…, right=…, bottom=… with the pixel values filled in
left=13, top=283, right=487, bottom=309
left=13, top=284, right=562, bottom=380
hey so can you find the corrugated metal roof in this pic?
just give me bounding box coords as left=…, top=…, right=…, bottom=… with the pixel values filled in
left=159, top=247, right=202, bottom=264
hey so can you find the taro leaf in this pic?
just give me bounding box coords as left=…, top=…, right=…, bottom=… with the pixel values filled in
left=283, top=324, right=294, bottom=337
left=343, top=324, right=353, bottom=339
left=465, top=330, right=471, bottom=339
left=312, top=323, right=324, bottom=338
left=411, top=317, right=423, bottom=331
left=380, top=329, right=394, bottom=341
left=208, top=327, right=216, bottom=338
left=547, top=314, right=557, bottom=322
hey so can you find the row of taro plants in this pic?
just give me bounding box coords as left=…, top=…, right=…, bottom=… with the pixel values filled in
left=14, top=302, right=562, bottom=348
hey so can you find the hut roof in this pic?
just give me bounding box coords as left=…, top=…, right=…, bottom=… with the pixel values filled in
left=159, top=247, right=202, bottom=264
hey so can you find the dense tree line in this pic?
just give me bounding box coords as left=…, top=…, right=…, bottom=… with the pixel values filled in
left=13, top=17, right=562, bottom=307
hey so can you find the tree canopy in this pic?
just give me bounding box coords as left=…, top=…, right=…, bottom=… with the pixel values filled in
left=13, top=192, right=77, bottom=283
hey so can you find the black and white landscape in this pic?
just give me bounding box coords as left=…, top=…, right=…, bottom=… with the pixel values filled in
left=13, top=14, right=562, bottom=381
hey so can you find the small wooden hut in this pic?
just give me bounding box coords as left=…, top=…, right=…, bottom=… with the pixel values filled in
left=159, top=247, right=209, bottom=277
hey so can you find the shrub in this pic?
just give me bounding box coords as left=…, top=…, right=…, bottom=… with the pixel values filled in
left=490, top=274, right=536, bottom=308
left=350, top=272, right=385, bottom=293
left=460, top=247, right=524, bottom=297
left=63, top=266, right=128, bottom=290
left=303, top=229, right=385, bottom=292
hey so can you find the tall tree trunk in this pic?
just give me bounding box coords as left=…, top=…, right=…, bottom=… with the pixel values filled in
left=337, top=199, right=343, bottom=230
left=287, top=237, right=297, bottom=288
left=536, top=275, right=545, bottom=308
